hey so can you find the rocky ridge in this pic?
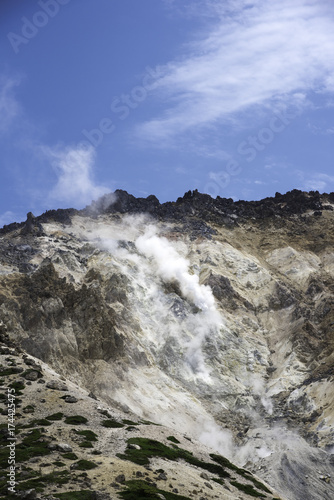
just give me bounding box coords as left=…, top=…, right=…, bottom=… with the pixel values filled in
left=0, top=189, right=333, bottom=500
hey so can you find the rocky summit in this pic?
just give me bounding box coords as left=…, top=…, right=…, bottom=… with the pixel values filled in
left=0, top=189, right=333, bottom=500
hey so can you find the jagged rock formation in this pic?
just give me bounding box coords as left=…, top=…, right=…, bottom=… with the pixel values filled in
left=0, top=189, right=333, bottom=500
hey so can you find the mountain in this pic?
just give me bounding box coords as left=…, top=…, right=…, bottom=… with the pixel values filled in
left=0, top=189, right=333, bottom=500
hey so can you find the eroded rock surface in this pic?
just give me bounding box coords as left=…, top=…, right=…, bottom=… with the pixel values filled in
left=0, top=189, right=333, bottom=500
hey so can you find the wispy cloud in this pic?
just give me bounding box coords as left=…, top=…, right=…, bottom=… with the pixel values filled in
left=0, top=75, right=21, bottom=134
left=41, top=144, right=110, bottom=208
left=297, top=171, right=334, bottom=192
left=136, top=0, right=334, bottom=144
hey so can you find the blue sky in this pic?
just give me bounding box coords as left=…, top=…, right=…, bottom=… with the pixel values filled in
left=1, top=0, right=334, bottom=226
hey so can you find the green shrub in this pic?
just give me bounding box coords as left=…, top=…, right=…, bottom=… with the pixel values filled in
left=64, top=415, right=88, bottom=425
left=74, top=459, right=97, bottom=470
left=117, top=437, right=230, bottom=479
left=230, top=480, right=266, bottom=498
left=16, top=470, right=70, bottom=492
left=54, top=491, right=99, bottom=500
left=75, top=429, right=98, bottom=441
left=167, top=436, right=180, bottom=444
left=0, top=366, right=23, bottom=376
left=119, top=480, right=192, bottom=500
left=79, top=441, right=93, bottom=448
left=8, top=380, right=25, bottom=395
left=46, top=412, right=64, bottom=421
left=23, top=418, right=53, bottom=428
left=61, top=452, right=78, bottom=460
left=101, top=419, right=124, bottom=428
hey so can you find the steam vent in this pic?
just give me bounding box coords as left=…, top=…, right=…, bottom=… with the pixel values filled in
left=0, top=189, right=333, bottom=500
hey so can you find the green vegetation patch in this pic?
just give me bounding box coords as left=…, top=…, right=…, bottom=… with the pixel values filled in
left=211, top=453, right=251, bottom=476
left=167, top=436, right=180, bottom=444
left=0, top=366, right=23, bottom=376
left=23, top=404, right=35, bottom=413
left=75, top=429, right=98, bottom=441
left=79, top=441, right=93, bottom=448
left=22, top=368, right=42, bottom=378
left=46, top=412, right=64, bottom=421
left=210, top=453, right=271, bottom=493
left=53, top=460, right=66, bottom=467
left=22, top=418, right=53, bottom=428
left=61, top=452, right=78, bottom=460
left=16, top=470, right=70, bottom=492
left=212, top=477, right=225, bottom=486
left=230, top=480, right=266, bottom=498
left=8, top=380, right=25, bottom=395
left=0, top=428, right=52, bottom=468
left=101, top=418, right=124, bottom=428
left=54, top=491, right=99, bottom=500
left=122, top=419, right=140, bottom=425
left=249, top=477, right=272, bottom=494
left=64, top=415, right=88, bottom=425
left=74, top=459, right=97, bottom=470
left=117, top=438, right=230, bottom=479
left=139, top=419, right=160, bottom=426
left=119, top=480, right=192, bottom=500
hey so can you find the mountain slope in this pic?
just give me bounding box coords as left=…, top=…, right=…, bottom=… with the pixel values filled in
left=0, top=189, right=333, bottom=500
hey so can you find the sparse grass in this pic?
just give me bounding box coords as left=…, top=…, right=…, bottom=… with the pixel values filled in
left=167, top=436, right=180, bottom=444
left=210, top=453, right=271, bottom=493
left=74, top=459, right=97, bottom=470
left=230, top=480, right=266, bottom=498
left=46, top=412, right=64, bottom=421
left=54, top=491, right=99, bottom=500
left=119, top=480, right=192, bottom=500
left=75, top=429, right=98, bottom=441
left=16, top=470, right=70, bottom=492
left=22, top=404, right=35, bottom=413
left=212, top=477, right=225, bottom=486
left=61, top=452, right=78, bottom=460
left=79, top=441, right=93, bottom=448
left=0, top=428, right=52, bottom=467
left=53, top=460, right=66, bottom=467
left=139, top=419, right=160, bottom=426
left=122, top=419, right=140, bottom=425
left=64, top=415, right=88, bottom=425
left=249, top=477, right=272, bottom=493
left=8, top=380, right=25, bottom=395
left=0, top=366, right=23, bottom=376
left=22, top=418, right=53, bottom=428
left=117, top=437, right=230, bottom=479
left=101, top=418, right=124, bottom=428
left=22, top=368, right=42, bottom=378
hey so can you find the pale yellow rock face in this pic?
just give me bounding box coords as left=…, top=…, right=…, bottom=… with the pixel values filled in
left=0, top=194, right=333, bottom=500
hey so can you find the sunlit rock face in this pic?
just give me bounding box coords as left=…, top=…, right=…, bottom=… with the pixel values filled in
left=0, top=189, right=334, bottom=500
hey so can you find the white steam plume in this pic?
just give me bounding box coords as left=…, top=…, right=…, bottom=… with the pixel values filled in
left=42, top=143, right=111, bottom=208
left=135, top=225, right=224, bottom=380
left=135, top=225, right=216, bottom=311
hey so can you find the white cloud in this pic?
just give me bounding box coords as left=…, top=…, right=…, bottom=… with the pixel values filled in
left=298, top=172, right=334, bottom=192
left=0, top=75, right=21, bottom=133
left=136, top=0, right=334, bottom=144
left=42, top=144, right=110, bottom=208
